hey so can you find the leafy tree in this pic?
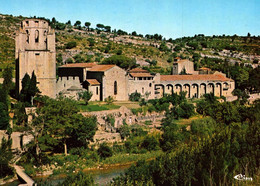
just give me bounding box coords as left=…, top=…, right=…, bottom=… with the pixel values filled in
left=0, top=102, right=9, bottom=130
left=129, top=91, right=141, bottom=101
left=19, top=72, right=40, bottom=104
left=141, top=135, right=159, bottom=151
left=132, top=31, right=137, bottom=36
left=66, top=20, right=71, bottom=25
left=97, top=143, right=113, bottom=158
left=65, top=41, right=77, bottom=49
left=78, top=91, right=92, bottom=105
left=102, top=55, right=138, bottom=70
left=96, top=23, right=104, bottom=30
left=19, top=73, right=31, bottom=103
left=87, top=38, right=95, bottom=47
left=84, top=22, right=91, bottom=31
left=74, top=20, right=81, bottom=29
left=119, top=124, right=130, bottom=140
left=104, top=25, right=111, bottom=32
left=30, top=97, right=97, bottom=156
left=2, top=65, right=13, bottom=94
left=0, top=137, right=13, bottom=178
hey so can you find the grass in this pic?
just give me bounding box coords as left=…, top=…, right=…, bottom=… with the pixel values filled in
left=174, top=115, right=203, bottom=126
left=78, top=102, right=120, bottom=112
left=101, top=150, right=163, bottom=165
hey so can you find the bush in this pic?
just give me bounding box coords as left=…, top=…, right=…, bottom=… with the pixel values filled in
left=97, top=143, right=113, bottom=158
left=129, top=92, right=141, bottom=101
left=141, top=135, right=159, bottom=151
left=65, top=41, right=77, bottom=49
left=57, top=171, right=94, bottom=186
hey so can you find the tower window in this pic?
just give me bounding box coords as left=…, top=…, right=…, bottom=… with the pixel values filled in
left=114, top=81, right=117, bottom=95
left=35, top=30, right=39, bottom=43
left=26, top=30, right=29, bottom=43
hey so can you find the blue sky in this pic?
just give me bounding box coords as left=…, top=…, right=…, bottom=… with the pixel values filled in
left=0, top=0, right=259, bottom=39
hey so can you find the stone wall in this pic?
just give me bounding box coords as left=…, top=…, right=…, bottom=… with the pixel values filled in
left=103, top=66, right=128, bottom=101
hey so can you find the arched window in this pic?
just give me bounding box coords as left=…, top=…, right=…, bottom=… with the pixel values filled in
left=35, top=30, right=39, bottom=43
left=114, top=81, right=117, bottom=95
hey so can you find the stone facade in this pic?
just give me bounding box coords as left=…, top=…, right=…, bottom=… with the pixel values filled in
left=172, top=59, right=197, bottom=75
left=16, top=19, right=235, bottom=101
left=16, top=19, right=56, bottom=98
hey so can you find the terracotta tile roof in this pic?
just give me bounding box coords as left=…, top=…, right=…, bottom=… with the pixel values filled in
left=88, top=65, right=116, bottom=72
left=86, top=79, right=100, bottom=85
left=199, top=67, right=211, bottom=71
left=160, top=74, right=233, bottom=82
left=130, top=73, right=154, bottom=77
left=174, top=59, right=191, bottom=64
left=129, top=68, right=148, bottom=73
left=59, top=63, right=97, bottom=68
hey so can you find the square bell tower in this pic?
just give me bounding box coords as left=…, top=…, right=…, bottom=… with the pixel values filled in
left=16, top=19, right=56, bottom=98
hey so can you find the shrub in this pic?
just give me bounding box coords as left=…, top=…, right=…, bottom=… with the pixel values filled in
left=65, top=41, right=77, bottom=49
left=129, top=92, right=141, bottom=101
left=97, top=143, right=113, bottom=158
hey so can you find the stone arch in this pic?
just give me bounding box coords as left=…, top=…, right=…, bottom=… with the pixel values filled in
left=191, top=83, right=199, bottom=98
left=155, top=84, right=165, bottom=97
left=215, top=83, right=222, bottom=97
left=166, top=84, right=174, bottom=94
left=174, top=84, right=182, bottom=95
left=114, top=81, right=117, bottom=95
left=208, top=83, right=215, bottom=95
left=200, top=83, right=207, bottom=97
left=183, top=84, right=191, bottom=98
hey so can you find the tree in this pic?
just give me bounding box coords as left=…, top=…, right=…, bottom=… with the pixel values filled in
left=2, top=65, right=13, bottom=94
left=74, top=20, right=81, bottom=27
left=0, top=103, right=9, bottom=130
left=96, top=23, right=104, bottom=30
left=87, top=38, right=95, bottom=47
left=132, top=31, right=137, bottom=36
left=129, top=91, right=141, bottom=101
left=104, top=25, right=111, bottom=32
left=65, top=41, right=77, bottom=49
left=19, top=73, right=31, bottom=103
left=97, top=143, right=113, bottom=158
left=78, top=91, right=92, bottom=105
left=31, top=97, right=97, bottom=156
left=0, top=137, right=13, bottom=178
left=102, top=55, right=138, bottom=70
left=84, top=22, right=91, bottom=31
left=19, top=72, right=40, bottom=104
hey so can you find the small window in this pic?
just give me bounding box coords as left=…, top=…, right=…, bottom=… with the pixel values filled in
left=26, top=30, right=29, bottom=43
left=149, top=83, right=152, bottom=87
left=35, top=53, right=40, bottom=56
left=142, top=87, right=144, bottom=93
left=35, top=30, right=39, bottom=43
left=114, top=81, right=117, bottom=95
left=26, top=21, right=29, bottom=26
left=96, top=87, right=98, bottom=95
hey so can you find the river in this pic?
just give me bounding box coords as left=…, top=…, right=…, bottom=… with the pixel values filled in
left=5, top=164, right=130, bottom=186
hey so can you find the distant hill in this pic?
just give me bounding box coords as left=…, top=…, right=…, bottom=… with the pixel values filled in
left=0, top=13, right=259, bottom=77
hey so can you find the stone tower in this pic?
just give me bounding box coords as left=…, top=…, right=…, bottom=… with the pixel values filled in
left=16, top=19, right=56, bottom=98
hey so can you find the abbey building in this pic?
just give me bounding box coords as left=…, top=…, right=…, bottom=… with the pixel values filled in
left=16, top=19, right=235, bottom=101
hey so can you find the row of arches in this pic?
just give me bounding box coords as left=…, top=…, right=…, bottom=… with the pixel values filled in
left=156, top=82, right=228, bottom=98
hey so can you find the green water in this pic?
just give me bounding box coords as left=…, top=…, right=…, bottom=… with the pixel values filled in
left=5, top=165, right=129, bottom=186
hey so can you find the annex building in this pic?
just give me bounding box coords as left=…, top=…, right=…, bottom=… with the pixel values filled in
left=16, top=19, right=235, bottom=101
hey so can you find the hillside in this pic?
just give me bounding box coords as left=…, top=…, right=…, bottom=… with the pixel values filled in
left=0, top=13, right=259, bottom=78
